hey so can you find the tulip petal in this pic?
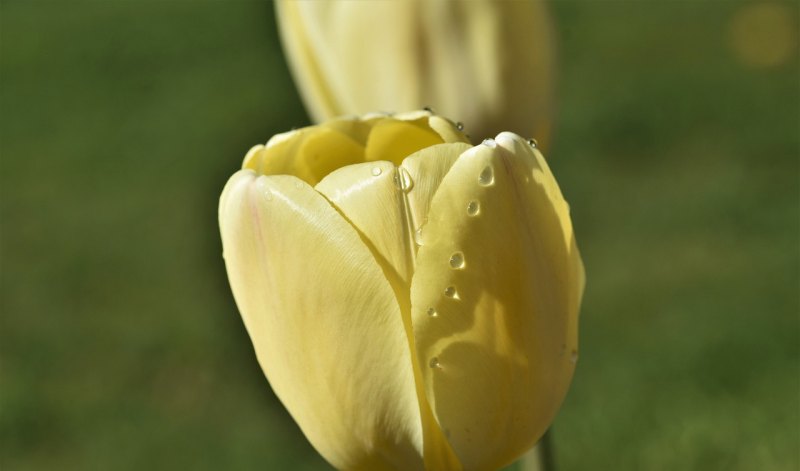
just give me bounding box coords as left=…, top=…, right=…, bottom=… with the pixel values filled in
left=322, top=116, right=374, bottom=146
left=427, top=115, right=472, bottom=145
left=315, top=142, right=471, bottom=293
left=364, top=118, right=445, bottom=165
left=243, top=127, right=367, bottom=187
left=315, top=143, right=472, bottom=471
left=315, top=160, right=416, bottom=292
left=220, top=170, right=428, bottom=471
left=242, top=129, right=303, bottom=176
left=410, top=134, right=584, bottom=470
left=293, top=126, right=365, bottom=184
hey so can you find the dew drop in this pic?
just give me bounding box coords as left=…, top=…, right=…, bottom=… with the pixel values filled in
left=414, top=227, right=425, bottom=246
left=466, top=200, right=480, bottom=216
left=570, top=349, right=579, bottom=364
left=528, top=138, right=538, bottom=148
left=444, top=286, right=458, bottom=298
left=264, top=190, right=273, bottom=201
left=427, top=307, right=438, bottom=317
left=482, top=138, right=497, bottom=148
left=479, top=166, right=494, bottom=186
left=371, top=166, right=382, bottom=176
left=429, top=357, right=441, bottom=369
left=394, top=168, right=414, bottom=192
left=449, top=252, right=465, bottom=269
left=456, top=122, right=464, bottom=131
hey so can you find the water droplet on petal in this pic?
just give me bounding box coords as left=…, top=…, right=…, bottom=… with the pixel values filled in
left=479, top=166, right=494, bottom=186
left=429, top=357, right=441, bottom=368
left=444, top=286, right=458, bottom=298
left=394, top=167, right=414, bottom=192
left=427, top=307, right=438, bottom=317
left=528, top=138, right=538, bottom=147
left=456, top=122, right=464, bottom=131
left=570, top=350, right=579, bottom=364
left=449, top=252, right=465, bottom=269
left=371, top=166, right=382, bottom=176
left=467, top=200, right=480, bottom=216
left=264, top=190, right=273, bottom=201
left=414, top=226, right=425, bottom=246
left=482, top=138, right=497, bottom=148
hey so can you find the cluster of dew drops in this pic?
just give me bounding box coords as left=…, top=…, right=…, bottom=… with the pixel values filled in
left=426, top=137, right=504, bottom=371
left=366, top=125, right=563, bottom=371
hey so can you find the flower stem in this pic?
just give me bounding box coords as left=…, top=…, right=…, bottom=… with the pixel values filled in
left=519, top=429, right=555, bottom=471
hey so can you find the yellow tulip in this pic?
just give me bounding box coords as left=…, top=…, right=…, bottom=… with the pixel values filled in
left=219, top=111, right=584, bottom=471
left=275, top=0, right=556, bottom=149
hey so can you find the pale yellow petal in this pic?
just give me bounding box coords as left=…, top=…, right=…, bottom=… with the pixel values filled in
left=314, top=145, right=471, bottom=471
left=219, top=170, right=426, bottom=471
left=242, top=126, right=366, bottom=186
left=293, top=126, right=365, bottom=185
left=322, top=116, right=374, bottom=147
left=315, top=142, right=471, bottom=298
left=242, top=129, right=305, bottom=176
left=315, top=161, right=416, bottom=292
left=410, top=134, right=584, bottom=470
left=364, top=118, right=445, bottom=165
left=427, top=115, right=472, bottom=145
left=401, top=143, right=472, bottom=239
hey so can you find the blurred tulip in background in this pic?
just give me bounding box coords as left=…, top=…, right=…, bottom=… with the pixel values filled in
left=276, top=0, right=556, bottom=148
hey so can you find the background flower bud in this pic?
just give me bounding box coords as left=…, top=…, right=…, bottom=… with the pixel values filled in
left=276, top=0, right=556, bottom=148
left=219, top=111, right=583, bottom=471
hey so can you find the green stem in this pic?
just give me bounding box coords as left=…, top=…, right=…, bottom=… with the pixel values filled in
left=540, top=429, right=555, bottom=471
left=518, top=429, right=555, bottom=471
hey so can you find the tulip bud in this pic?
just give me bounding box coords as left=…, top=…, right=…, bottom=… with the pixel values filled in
left=275, top=0, right=556, bottom=149
left=219, top=111, right=583, bottom=471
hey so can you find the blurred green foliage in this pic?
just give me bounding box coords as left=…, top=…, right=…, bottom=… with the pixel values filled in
left=1, top=1, right=797, bottom=470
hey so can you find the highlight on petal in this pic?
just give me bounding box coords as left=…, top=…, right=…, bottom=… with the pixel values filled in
left=220, top=170, right=428, bottom=471
left=409, top=134, right=584, bottom=470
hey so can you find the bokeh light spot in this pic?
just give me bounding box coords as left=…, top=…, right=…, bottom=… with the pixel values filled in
left=728, top=2, right=798, bottom=68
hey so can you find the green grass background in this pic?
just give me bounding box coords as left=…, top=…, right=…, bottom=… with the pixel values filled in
left=1, top=1, right=797, bottom=470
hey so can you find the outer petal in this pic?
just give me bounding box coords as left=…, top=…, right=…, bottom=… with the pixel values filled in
left=410, top=134, right=584, bottom=470
left=220, top=170, right=426, bottom=471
